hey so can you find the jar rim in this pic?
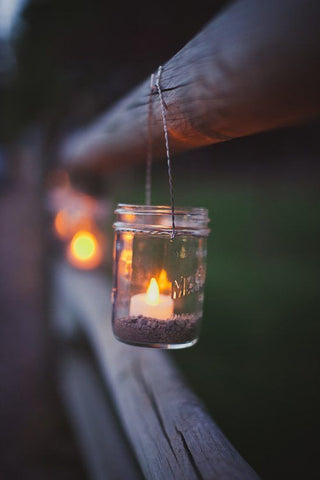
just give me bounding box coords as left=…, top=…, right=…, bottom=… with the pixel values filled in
left=114, top=203, right=210, bottom=237
left=115, top=203, right=209, bottom=218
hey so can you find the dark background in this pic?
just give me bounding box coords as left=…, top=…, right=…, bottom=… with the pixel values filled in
left=1, top=0, right=320, bottom=479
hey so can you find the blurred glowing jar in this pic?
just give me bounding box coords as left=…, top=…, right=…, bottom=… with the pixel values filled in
left=67, top=230, right=103, bottom=270
left=112, top=204, right=210, bottom=349
left=54, top=208, right=94, bottom=240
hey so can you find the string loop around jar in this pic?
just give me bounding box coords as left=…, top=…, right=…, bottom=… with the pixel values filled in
left=145, top=65, right=176, bottom=239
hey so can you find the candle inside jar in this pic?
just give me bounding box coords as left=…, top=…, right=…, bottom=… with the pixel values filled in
left=129, top=277, right=173, bottom=320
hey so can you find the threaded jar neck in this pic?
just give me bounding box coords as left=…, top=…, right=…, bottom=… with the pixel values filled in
left=113, top=204, right=210, bottom=237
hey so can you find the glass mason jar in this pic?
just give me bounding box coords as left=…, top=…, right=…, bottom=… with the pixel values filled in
left=112, top=204, right=210, bottom=349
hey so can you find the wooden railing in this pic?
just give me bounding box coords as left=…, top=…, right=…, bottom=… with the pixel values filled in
left=59, top=0, right=320, bottom=174
left=53, top=262, right=259, bottom=479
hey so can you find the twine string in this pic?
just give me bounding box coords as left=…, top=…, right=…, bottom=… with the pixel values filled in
left=155, top=65, right=176, bottom=239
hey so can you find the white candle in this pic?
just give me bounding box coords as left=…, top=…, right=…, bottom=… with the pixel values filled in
left=129, top=277, right=174, bottom=320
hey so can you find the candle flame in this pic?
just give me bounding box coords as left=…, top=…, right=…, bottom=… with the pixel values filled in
left=158, top=268, right=171, bottom=293
left=146, top=277, right=160, bottom=306
left=71, top=231, right=97, bottom=260
left=67, top=230, right=103, bottom=270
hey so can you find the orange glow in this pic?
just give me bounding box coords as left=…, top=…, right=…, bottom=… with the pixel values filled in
left=119, top=248, right=132, bottom=273
left=122, top=232, right=134, bottom=243
left=146, top=277, right=160, bottom=306
left=158, top=269, right=171, bottom=293
left=118, top=233, right=133, bottom=276
left=67, top=230, right=103, bottom=270
left=120, top=249, right=132, bottom=264
left=54, top=208, right=93, bottom=240
left=122, top=213, right=136, bottom=223
left=54, top=210, right=70, bottom=239
left=71, top=231, right=96, bottom=260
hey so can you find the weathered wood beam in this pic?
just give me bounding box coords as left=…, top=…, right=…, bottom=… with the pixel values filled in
left=60, top=0, right=320, bottom=173
left=58, top=352, right=142, bottom=480
left=54, top=262, right=259, bottom=480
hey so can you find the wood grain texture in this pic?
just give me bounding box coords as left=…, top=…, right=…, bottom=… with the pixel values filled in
left=58, top=353, right=142, bottom=480
left=54, top=262, right=260, bottom=480
left=60, top=0, right=320, bottom=172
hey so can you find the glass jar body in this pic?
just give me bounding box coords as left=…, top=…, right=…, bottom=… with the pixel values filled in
left=112, top=205, right=209, bottom=349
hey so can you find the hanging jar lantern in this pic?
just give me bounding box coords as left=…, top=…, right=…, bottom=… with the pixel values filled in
left=112, top=204, right=210, bottom=348
left=112, top=66, right=210, bottom=349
